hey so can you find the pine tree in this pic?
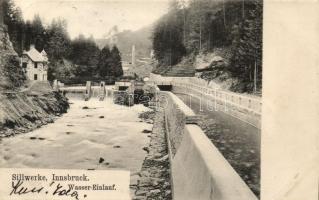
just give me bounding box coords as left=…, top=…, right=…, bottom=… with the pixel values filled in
left=32, top=14, right=46, bottom=51
left=97, top=45, right=112, bottom=77
left=110, top=45, right=123, bottom=77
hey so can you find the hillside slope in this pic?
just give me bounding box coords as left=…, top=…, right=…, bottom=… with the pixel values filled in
left=0, top=24, right=69, bottom=137
left=96, top=25, right=153, bottom=62
left=0, top=24, right=25, bottom=89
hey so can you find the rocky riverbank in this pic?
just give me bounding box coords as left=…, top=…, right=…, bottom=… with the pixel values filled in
left=0, top=86, right=69, bottom=137
left=132, top=108, right=172, bottom=200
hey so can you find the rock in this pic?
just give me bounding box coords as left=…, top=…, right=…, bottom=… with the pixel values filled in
left=82, top=106, right=89, bottom=109
left=140, top=171, right=151, bottom=177
left=154, top=155, right=168, bottom=162
left=149, top=189, right=161, bottom=195
left=195, top=52, right=226, bottom=72
left=142, top=147, right=149, bottom=153
left=133, top=193, right=147, bottom=199
left=139, top=177, right=152, bottom=186
left=145, top=120, right=153, bottom=124
left=163, top=181, right=170, bottom=188
left=130, top=175, right=140, bottom=186
left=165, top=190, right=171, bottom=196
left=113, top=145, right=121, bottom=148
left=235, top=149, right=243, bottom=153
left=244, top=162, right=254, bottom=168
left=98, top=157, right=105, bottom=164
left=142, top=129, right=152, bottom=134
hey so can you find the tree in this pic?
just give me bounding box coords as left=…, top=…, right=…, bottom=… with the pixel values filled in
left=229, top=0, right=262, bottom=91
left=46, top=19, right=71, bottom=60
left=32, top=15, right=46, bottom=51
left=3, top=0, right=25, bottom=54
left=152, top=6, right=186, bottom=66
left=97, top=45, right=112, bottom=77
left=110, top=46, right=123, bottom=77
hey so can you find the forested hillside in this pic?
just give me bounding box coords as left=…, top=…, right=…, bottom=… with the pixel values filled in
left=3, top=0, right=123, bottom=84
left=96, top=25, right=153, bottom=62
left=152, top=0, right=262, bottom=93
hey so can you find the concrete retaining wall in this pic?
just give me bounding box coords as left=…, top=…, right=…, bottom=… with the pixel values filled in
left=159, top=90, right=257, bottom=200
left=158, top=91, right=198, bottom=155
left=172, top=125, right=258, bottom=200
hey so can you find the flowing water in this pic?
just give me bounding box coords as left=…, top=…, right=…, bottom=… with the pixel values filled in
left=0, top=95, right=152, bottom=175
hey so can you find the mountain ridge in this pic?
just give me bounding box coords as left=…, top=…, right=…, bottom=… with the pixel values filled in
left=95, top=24, right=154, bottom=62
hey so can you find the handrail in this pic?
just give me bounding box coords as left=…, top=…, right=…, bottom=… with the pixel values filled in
left=150, top=73, right=261, bottom=115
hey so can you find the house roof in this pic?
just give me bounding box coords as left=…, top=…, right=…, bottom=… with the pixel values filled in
left=23, top=46, right=47, bottom=63
left=41, top=50, right=48, bottom=62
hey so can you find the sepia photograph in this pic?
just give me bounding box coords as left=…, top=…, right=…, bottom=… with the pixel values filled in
left=0, top=0, right=287, bottom=199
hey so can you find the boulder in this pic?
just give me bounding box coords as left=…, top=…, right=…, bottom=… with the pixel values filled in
left=195, top=53, right=226, bottom=72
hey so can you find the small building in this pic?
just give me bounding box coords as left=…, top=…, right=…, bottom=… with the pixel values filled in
left=21, top=45, right=48, bottom=81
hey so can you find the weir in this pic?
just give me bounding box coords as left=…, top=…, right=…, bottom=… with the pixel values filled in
left=84, top=81, right=92, bottom=101
left=59, top=81, right=113, bottom=101
left=98, top=81, right=106, bottom=101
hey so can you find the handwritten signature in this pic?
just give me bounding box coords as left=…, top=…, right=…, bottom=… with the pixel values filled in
left=10, top=180, right=86, bottom=200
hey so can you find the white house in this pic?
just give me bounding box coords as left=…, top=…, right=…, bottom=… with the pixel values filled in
left=21, top=45, right=48, bottom=81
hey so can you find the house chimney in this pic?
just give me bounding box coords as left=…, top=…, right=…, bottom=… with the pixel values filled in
left=30, top=44, right=35, bottom=49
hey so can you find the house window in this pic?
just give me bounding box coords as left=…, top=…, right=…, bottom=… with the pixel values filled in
left=34, top=63, right=38, bottom=68
left=34, top=74, right=38, bottom=80
left=22, top=62, right=27, bottom=68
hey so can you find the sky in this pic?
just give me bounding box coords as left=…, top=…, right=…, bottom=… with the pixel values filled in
left=13, top=0, right=170, bottom=39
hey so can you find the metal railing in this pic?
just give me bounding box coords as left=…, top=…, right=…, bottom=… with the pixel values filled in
left=150, top=73, right=261, bottom=116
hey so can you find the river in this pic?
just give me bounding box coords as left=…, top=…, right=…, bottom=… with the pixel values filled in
left=0, top=95, right=152, bottom=176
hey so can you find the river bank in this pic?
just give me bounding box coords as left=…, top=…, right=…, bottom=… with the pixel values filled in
left=0, top=82, right=69, bottom=137
left=132, top=108, right=172, bottom=200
